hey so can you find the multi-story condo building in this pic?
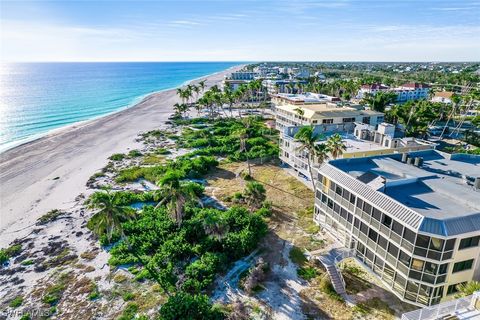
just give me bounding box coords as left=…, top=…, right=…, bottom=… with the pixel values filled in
left=273, top=93, right=383, bottom=131
left=224, top=71, right=260, bottom=90
left=280, top=122, right=435, bottom=184
left=394, top=83, right=430, bottom=102
left=356, top=83, right=430, bottom=102
left=314, top=150, right=480, bottom=306
left=228, top=71, right=259, bottom=80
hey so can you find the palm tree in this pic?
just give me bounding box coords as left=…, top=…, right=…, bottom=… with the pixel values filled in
left=326, top=133, right=346, bottom=159
left=155, top=170, right=202, bottom=225
left=236, top=117, right=255, bottom=176
left=87, top=189, right=133, bottom=241
left=198, top=80, right=206, bottom=93
left=362, top=91, right=397, bottom=112
left=454, top=281, right=480, bottom=298
left=192, top=85, right=201, bottom=103
left=243, top=181, right=266, bottom=210
left=294, top=126, right=327, bottom=190
left=87, top=188, right=166, bottom=292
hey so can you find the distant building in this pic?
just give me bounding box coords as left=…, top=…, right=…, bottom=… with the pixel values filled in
left=273, top=93, right=383, bottom=131
left=393, top=83, right=430, bottom=102
left=223, top=71, right=259, bottom=90
left=262, top=79, right=308, bottom=95
left=279, top=122, right=435, bottom=182
left=357, top=83, right=390, bottom=99
left=432, top=91, right=454, bottom=104
left=356, top=82, right=430, bottom=102
left=315, top=150, right=480, bottom=306
left=229, top=71, right=258, bottom=80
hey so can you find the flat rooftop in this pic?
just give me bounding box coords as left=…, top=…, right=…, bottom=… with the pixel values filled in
left=329, top=150, right=480, bottom=236
left=275, top=103, right=381, bottom=120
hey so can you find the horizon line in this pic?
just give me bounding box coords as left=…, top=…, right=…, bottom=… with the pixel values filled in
left=2, top=60, right=480, bottom=63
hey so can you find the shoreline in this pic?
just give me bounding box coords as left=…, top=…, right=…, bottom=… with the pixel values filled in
left=0, top=65, right=242, bottom=155
left=0, top=64, right=243, bottom=247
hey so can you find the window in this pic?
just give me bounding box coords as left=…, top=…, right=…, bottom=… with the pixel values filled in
left=382, top=214, right=392, bottom=228
left=411, top=259, right=424, bottom=271
left=388, top=243, right=399, bottom=258
left=349, top=193, right=356, bottom=204
left=447, top=282, right=466, bottom=295
left=424, top=262, right=438, bottom=274
left=342, top=117, right=355, bottom=123
left=392, top=220, right=404, bottom=236
left=356, top=198, right=364, bottom=210
left=459, top=236, right=480, bottom=250
left=404, top=228, right=416, bottom=244
left=429, top=237, right=444, bottom=251
left=335, top=185, right=343, bottom=196
left=452, top=259, right=474, bottom=273
left=399, top=250, right=411, bottom=267
left=445, top=239, right=456, bottom=251
left=372, top=208, right=382, bottom=221
left=362, top=116, right=371, bottom=124
left=378, top=235, right=388, bottom=250
left=322, top=119, right=333, bottom=124
left=342, top=189, right=350, bottom=201
left=360, top=222, right=368, bottom=235
left=416, top=235, right=430, bottom=248
left=363, top=202, right=372, bottom=215
left=368, top=229, right=378, bottom=242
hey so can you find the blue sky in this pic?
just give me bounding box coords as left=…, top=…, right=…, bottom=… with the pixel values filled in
left=1, top=0, right=479, bottom=62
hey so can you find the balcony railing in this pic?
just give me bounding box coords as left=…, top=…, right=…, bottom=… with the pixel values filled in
left=401, top=292, right=480, bottom=320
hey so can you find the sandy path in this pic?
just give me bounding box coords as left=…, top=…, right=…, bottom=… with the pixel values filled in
left=0, top=65, right=242, bottom=247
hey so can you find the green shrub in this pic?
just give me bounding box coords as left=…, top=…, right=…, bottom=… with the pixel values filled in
left=154, top=147, right=171, bottom=155
left=298, top=266, right=317, bottom=280
left=37, top=209, right=63, bottom=225
left=159, top=292, right=224, bottom=320
left=118, top=302, right=139, bottom=320
left=0, top=244, right=22, bottom=264
left=21, top=259, right=34, bottom=266
left=109, top=153, right=125, bottom=161
left=9, top=296, right=23, bottom=308
left=289, top=246, right=307, bottom=266
left=128, top=150, right=142, bottom=157
left=122, top=292, right=135, bottom=301
left=42, top=283, right=65, bottom=306
left=19, top=314, right=31, bottom=320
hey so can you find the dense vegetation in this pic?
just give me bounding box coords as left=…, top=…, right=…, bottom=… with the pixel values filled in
left=86, top=116, right=277, bottom=318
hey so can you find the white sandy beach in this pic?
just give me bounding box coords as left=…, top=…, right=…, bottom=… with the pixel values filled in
left=0, top=65, right=242, bottom=247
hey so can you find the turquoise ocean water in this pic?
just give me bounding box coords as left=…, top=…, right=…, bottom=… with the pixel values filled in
left=0, top=62, right=239, bottom=152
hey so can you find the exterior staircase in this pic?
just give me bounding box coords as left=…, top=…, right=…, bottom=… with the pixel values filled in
left=314, top=246, right=356, bottom=304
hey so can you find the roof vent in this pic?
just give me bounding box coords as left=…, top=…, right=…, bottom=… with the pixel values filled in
left=401, top=153, right=408, bottom=163
left=475, top=177, right=480, bottom=190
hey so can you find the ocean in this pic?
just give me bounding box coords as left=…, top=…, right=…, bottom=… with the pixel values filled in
left=0, top=62, right=239, bottom=152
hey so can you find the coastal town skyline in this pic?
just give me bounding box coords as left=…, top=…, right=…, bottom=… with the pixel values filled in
left=1, top=0, right=480, bottom=62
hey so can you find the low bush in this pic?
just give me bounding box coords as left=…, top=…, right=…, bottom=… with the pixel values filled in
left=298, top=266, right=317, bottom=281
left=9, top=296, right=23, bottom=308
left=109, top=153, right=125, bottom=161
left=37, top=209, right=63, bottom=225
left=0, top=244, right=22, bottom=264
left=128, top=149, right=142, bottom=158
left=289, top=246, right=307, bottom=266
